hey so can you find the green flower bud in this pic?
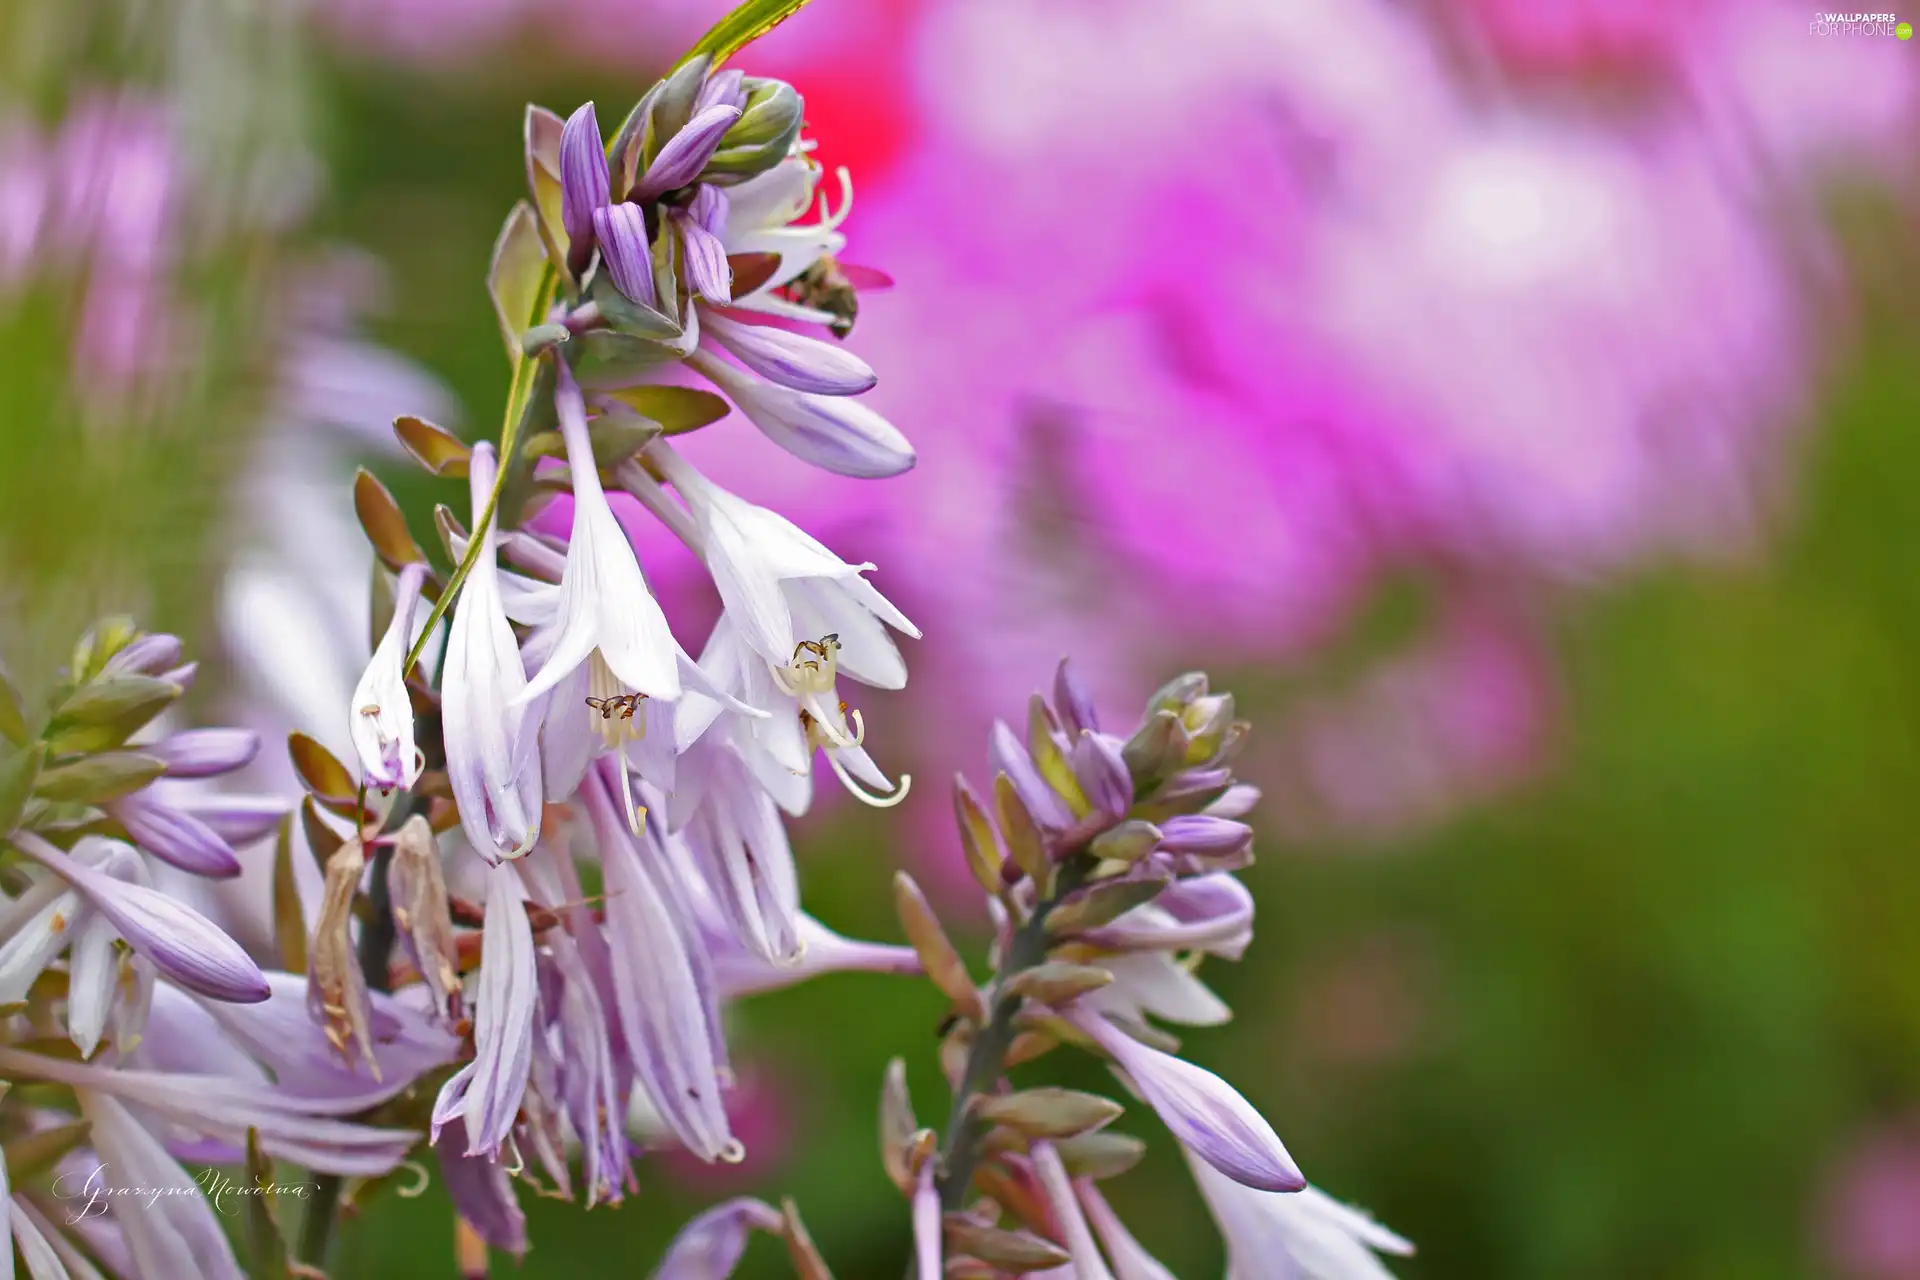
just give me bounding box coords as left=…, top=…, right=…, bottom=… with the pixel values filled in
left=700, top=79, right=804, bottom=185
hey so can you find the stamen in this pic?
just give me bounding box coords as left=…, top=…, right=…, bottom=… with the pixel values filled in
left=814, top=166, right=854, bottom=230
left=828, top=752, right=912, bottom=808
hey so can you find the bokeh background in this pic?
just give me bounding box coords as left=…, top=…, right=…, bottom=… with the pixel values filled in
left=5, top=0, right=1920, bottom=1276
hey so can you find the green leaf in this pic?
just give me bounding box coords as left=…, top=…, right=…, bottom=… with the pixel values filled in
left=393, top=416, right=471, bottom=479
left=33, top=751, right=167, bottom=805
left=0, top=666, right=30, bottom=745
left=603, top=385, right=731, bottom=436
left=524, top=104, right=571, bottom=275
left=0, top=742, right=46, bottom=833
left=677, top=0, right=816, bottom=69
left=45, top=675, right=182, bottom=755
left=568, top=330, right=677, bottom=391
left=488, top=201, right=548, bottom=365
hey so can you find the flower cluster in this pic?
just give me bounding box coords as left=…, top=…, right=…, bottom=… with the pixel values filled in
left=845, top=660, right=1416, bottom=1279
left=281, top=23, right=929, bottom=1264
left=0, top=620, right=454, bottom=1277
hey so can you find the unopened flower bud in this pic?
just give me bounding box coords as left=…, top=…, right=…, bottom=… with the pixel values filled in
left=700, top=78, right=804, bottom=185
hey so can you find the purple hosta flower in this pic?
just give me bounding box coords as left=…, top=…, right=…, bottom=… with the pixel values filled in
left=0, top=1044, right=420, bottom=1175
left=1183, top=1148, right=1414, bottom=1280
left=444, top=442, right=542, bottom=860
left=542, top=918, right=633, bottom=1205
left=144, top=727, right=261, bottom=777
left=12, top=833, right=269, bottom=1003
left=1077, top=1179, right=1179, bottom=1280
left=432, top=859, right=537, bottom=1159
left=351, top=560, right=428, bottom=792
left=675, top=613, right=813, bottom=816
left=560, top=101, right=611, bottom=275
left=436, top=1115, right=530, bottom=1259
left=1082, top=870, right=1254, bottom=1026
left=1070, top=1007, right=1303, bottom=1194
left=990, top=718, right=1073, bottom=832
left=594, top=201, right=658, bottom=308
left=639, top=442, right=917, bottom=806
left=1031, top=1140, right=1119, bottom=1280
left=67, top=866, right=156, bottom=1059
left=674, top=184, right=733, bottom=305
left=77, top=1091, right=244, bottom=1280
left=698, top=308, right=876, bottom=397
left=912, top=1160, right=942, bottom=1280
left=142, top=974, right=457, bottom=1108
left=653, top=1197, right=784, bottom=1279
left=105, top=788, right=243, bottom=878
left=709, top=909, right=921, bottom=1000
left=517, top=361, right=741, bottom=828
left=99, top=727, right=262, bottom=879
left=582, top=760, right=738, bottom=1163
left=632, top=102, right=744, bottom=204
left=688, top=347, right=915, bottom=478
left=670, top=735, right=802, bottom=964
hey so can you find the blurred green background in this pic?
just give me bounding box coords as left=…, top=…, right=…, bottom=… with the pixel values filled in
left=7, top=7, right=1920, bottom=1279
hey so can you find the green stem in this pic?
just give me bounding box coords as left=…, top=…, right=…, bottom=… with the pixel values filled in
left=402, top=268, right=557, bottom=673
left=933, top=859, right=1091, bottom=1214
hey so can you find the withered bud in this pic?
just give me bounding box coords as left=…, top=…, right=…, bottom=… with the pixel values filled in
left=970, top=1088, right=1124, bottom=1140
left=307, top=836, right=377, bottom=1078
left=388, top=815, right=462, bottom=1023
left=893, top=872, right=985, bottom=1023
left=941, top=1220, right=1070, bottom=1272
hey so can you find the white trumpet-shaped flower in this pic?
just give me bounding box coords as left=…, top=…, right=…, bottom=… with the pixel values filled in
left=350, top=561, right=428, bottom=791
left=517, top=362, right=757, bottom=827
left=443, top=441, right=543, bottom=861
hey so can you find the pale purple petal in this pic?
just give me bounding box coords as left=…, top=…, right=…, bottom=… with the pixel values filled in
left=1077, top=1179, right=1179, bottom=1280
left=435, top=1115, right=528, bottom=1258
left=677, top=207, right=733, bottom=305
left=692, top=351, right=914, bottom=478
left=1074, top=1009, right=1303, bottom=1193
left=1031, top=1141, right=1118, bottom=1280
left=147, top=728, right=260, bottom=778
left=991, top=719, right=1072, bottom=830
left=14, top=834, right=268, bottom=1003
left=107, top=792, right=242, bottom=878
left=431, top=860, right=537, bottom=1157
left=1073, top=730, right=1134, bottom=820
left=1055, top=659, right=1102, bottom=737
left=912, top=1161, right=943, bottom=1280
left=636, top=105, right=743, bottom=201
left=693, top=70, right=748, bottom=115
left=593, top=202, right=656, bottom=308
left=101, top=632, right=183, bottom=678
left=655, top=1197, right=784, bottom=1279
left=445, top=441, right=542, bottom=861
left=701, top=309, right=877, bottom=396
left=560, top=101, right=610, bottom=248
left=1157, top=814, right=1254, bottom=862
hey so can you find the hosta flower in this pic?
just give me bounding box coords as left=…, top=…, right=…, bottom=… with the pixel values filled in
left=582, top=760, right=737, bottom=1164
left=12, top=833, right=269, bottom=1004
left=653, top=1197, right=784, bottom=1279
left=443, top=440, right=542, bottom=860
left=518, top=361, right=742, bottom=827
left=350, top=560, right=428, bottom=791
left=1070, top=1002, right=1302, bottom=1193
left=431, top=859, right=537, bottom=1159
left=1183, top=1149, right=1414, bottom=1280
